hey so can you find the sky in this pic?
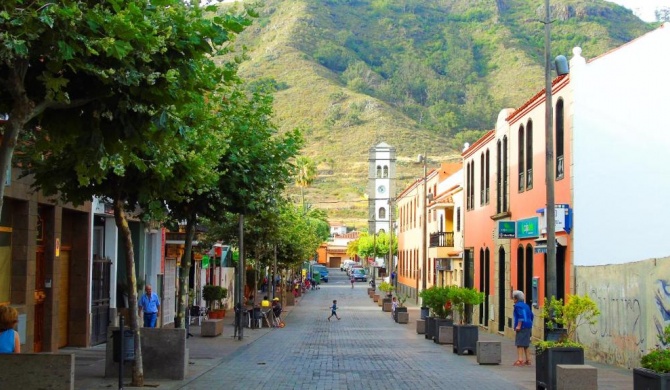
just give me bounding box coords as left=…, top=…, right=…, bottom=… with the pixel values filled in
left=607, top=0, right=668, bottom=22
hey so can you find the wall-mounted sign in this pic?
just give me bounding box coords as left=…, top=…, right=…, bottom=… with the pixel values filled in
left=537, top=204, right=573, bottom=234
left=517, top=217, right=539, bottom=239
left=498, top=221, right=516, bottom=238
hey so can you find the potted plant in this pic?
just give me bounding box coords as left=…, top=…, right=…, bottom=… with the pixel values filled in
left=202, top=285, right=224, bottom=319
left=419, top=286, right=455, bottom=341
left=450, top=286, right=485, bottom=355
left=535, top=294, right=600, bottom=390
left=633, top=324, right=670, bottom=390
left=379, top=281, right=394, bottom=312
left=394, top=293, right=409, bottom=323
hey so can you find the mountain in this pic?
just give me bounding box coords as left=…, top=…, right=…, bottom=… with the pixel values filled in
left=223, top=0, right=653, bottom=228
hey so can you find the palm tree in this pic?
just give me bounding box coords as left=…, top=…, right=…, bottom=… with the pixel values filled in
left=295, top=156, right=317, bottom=212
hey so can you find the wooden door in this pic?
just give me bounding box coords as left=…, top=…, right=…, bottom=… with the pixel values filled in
left=34, top=247, right=46, bottom=352
left=57, top=250, right=70, bottom=348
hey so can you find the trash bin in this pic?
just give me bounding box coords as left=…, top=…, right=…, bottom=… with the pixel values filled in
left=420, top=307, right=430, bottom=320
left=112, top=329, right=135, bottom=362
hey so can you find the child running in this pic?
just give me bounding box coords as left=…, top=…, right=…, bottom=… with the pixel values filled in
left=327, top=299, right=341, bottom=321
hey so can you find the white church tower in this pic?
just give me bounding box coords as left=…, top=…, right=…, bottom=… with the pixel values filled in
left=368, top=142, right=395, bottom=235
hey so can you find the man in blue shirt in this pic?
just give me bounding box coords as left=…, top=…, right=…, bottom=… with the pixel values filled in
left=139, top=284, right=161, bottom=328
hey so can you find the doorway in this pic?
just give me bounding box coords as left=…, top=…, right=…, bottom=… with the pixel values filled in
left=498, top=246, right=505, bottom=332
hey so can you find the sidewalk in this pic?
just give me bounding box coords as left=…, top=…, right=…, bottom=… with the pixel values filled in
left=65, top=294, right=303, bottom=389
left=399, top=298, right=634, bottom=390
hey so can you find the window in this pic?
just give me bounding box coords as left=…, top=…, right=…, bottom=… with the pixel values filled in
left=502, top=136, right=508, bottom=211
left=496, top=141, right=502, bottom=213
left=485, top=149, right=490, bottom=204
left=518, top=125, right=525, bottom=192
left=480, top=153, right=485, bottom=206
left=376, top=165, right=381, bottom=178
left=555, top=99, right=565, bottom=180
left=383, top=165, right=389, bottom=178
left=456, top=207, right=461, bottom=232
left=378, top=207, right=386, bottom=220
left=526, top=120, right=533, bottom=190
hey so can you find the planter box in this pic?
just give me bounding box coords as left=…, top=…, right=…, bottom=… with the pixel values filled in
left=437, top=325, right=453, bottom=345
left=536, top=347, right=584, bottom=390
left=453, top=324, right=478, bottom=355
left=201, top=319, right=224, bottom=337
left=433, top=319, right=453, bottom=344
left=394, top=307, right=408, bottom=322
left=416, top=319, right=426, bottom=334
left=634, top=368, right=670, bottom=390
left=373, top=294, right=380, bottom=303
left=557, top=364, right=597, bottom=390
left=383, top=302, right=392, bottom=312
left=397, top=312, right=409, bottom=324
left=424, top=317, right=436, bottom=340
left=476, top=341, right=501, bottom=365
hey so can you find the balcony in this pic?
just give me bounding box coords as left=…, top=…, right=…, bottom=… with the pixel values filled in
left=429, top=231, right=454, bottom=248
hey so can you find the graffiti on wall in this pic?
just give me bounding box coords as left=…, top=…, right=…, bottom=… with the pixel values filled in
left=576, top=257, right=670, bottom=369
left=654, top=279, right=670, bottom=347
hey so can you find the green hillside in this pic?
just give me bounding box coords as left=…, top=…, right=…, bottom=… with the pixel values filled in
left=223, top=0, right=652, bottom=227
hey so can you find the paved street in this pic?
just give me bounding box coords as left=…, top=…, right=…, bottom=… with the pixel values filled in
left=181, top=271, right=521, bottom=390
left=71, top=268, right=634, bottom=390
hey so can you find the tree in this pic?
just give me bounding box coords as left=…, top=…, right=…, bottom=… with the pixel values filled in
left=294, top=156, right=318, bottom=212
left=10, top=1, right=253, bottom=385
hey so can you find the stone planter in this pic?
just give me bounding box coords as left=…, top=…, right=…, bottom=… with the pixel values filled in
left=397, top=312, right=409, bottom=324
left=373, top=294, right=380, bottom=303
left=394, top=306, right=408, bottom=322
left=536, top=347, right=584, bottom=390
left=416, top=319, right=426, bottom=334
left=433, top=319, right=453, bottom=344
left=424, top=317, right=436, bottom=340
left=476, top=341, right=501, bottom=364
left=453, top=324, right=478, bottom=355
left=437, top=325, right=453, bottom=345
left=382, top=297, right=392, bottom=312
left=633, top=368, right=670, bottom=390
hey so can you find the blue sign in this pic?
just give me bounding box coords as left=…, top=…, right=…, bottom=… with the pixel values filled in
left=517, top=217, right=539, bottom=239
left=498, top=221, right=516, bottom=239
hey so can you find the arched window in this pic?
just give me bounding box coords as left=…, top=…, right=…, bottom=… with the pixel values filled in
left=376, top=165, right=382, bottom=178
left=378, top=207, right=386, bottom=220
left=485, top=149, right=490, bottom=204
left=383, top=165, right=389, bottom=178
left=518, top=125, right=525, bottom=192
left=555, top=99, right=565, bottom=180
left=480, top=153, right=485, bottom=206
left=526, top=120, right=533, bottom=189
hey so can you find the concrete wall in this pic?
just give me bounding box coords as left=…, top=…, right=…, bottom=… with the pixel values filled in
left=0, top=353, right=75, bottom=390
left=105, top=327, right=188, bottom=380
left=575, top=256, right=670, bottom=369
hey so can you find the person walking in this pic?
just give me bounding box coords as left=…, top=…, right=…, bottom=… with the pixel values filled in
left=0, top=305, right=20, bottom=353
left=327, top=300, right=341, bottom=321
left=350, top=275, right=355, bottom=288
left=138, top=284, right=161, bottom=328
left=512, top=290, right=534, bottom=366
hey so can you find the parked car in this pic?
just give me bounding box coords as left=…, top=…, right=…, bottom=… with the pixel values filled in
left=348, top=264, right=363, bottom=276
left=352, top=269, right=367, bottom=282
left=312, top=264, right=329, bottom=282
left=341, top=260, right=356, bottom=271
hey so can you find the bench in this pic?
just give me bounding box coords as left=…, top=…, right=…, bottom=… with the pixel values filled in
left=0, top=353, right=74, bottom=390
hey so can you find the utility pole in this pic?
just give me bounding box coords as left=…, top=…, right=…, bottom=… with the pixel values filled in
left=544, top=0, right=557, bottom=300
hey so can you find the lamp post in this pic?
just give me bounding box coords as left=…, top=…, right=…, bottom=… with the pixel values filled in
left=543, top=0, right=557, bottom=299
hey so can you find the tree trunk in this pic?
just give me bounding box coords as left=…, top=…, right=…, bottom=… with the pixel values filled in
left=113, top=198, right=144, bottom=387
left=175, top=212, right=196, bottom=329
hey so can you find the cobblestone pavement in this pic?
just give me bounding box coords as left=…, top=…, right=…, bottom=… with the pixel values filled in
left=70, top=269, right=634, bottom=390
left=179, top=273, right=522, bottom=390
